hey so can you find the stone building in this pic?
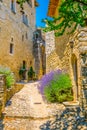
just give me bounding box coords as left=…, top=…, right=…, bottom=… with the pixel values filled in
left=0, top=0, right=37, bottom=81
left=45, top=31, right=61, bottom=73
left=33, top=29, right=46, bottom=79
left=47, top=0, right=87, bottom=107
left=46, top=0, right=71, bottom=73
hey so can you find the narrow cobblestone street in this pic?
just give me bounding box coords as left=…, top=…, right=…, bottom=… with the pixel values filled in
left=1, top=82, right=65, bottom=130
left=0, top=82, right=87, bottom=130
left=0, top=0, right=87, bottom=130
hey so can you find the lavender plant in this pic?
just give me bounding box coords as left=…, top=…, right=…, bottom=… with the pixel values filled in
left=38, top=69, right=73, bottom=103
left=38, top=69, right=62, bottom=96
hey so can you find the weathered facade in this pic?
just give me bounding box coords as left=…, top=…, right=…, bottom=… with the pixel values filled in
left=47, top=0, right=71, bottom=68
left=61, top=28, right=87, bottom=102
left=33, top=29, right=46, bottom=79
left=0, top=0, right=36, bottom=80
left=47, top=0, right=87, bottom=106
left=45, top=31, right=61, bottom=73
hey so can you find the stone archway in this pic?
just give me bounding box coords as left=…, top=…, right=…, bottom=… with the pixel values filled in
left=71, top=54, right=78, bottom=101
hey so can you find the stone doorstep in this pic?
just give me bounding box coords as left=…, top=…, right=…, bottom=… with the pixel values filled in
left=3, top=113, right=56, bottom=120
left=63, top=101, right=79, bottom=107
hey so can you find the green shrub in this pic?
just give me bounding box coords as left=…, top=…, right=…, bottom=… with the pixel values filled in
left=0, top=66, right=15, bottom=88
left=28, top=66, right=35, bottom=80
left=19, top=68, right=26, bottom=76
left=44, top=73, right=73, bottom=103
left=19, top=64, right=26, bottom=80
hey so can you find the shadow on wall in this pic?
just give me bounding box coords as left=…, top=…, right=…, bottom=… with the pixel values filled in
left=5, top=100, right=12, bottom=107
left=0, top=118, right=4, bottom=130
left=55, top=33, right=70, bottom=59
left=40, top=107, right=87, bottom=130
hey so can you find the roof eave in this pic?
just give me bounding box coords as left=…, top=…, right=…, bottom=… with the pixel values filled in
left=47, top=0, right=59, bottom=17
left=35, top=0, right=39, bottom=7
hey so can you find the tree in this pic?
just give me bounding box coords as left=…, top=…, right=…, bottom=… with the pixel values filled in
left=43, top=0, right=87, bottom=36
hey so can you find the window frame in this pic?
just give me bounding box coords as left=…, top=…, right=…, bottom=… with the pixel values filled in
left=22, top=12, right=29, bottom=26
left=10, top=0, right=16, bottom=14
left=9, top=43, right=14, bottom=54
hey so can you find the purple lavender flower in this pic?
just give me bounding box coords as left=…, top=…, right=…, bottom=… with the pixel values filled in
left=38, top=69, right=62, bottom=96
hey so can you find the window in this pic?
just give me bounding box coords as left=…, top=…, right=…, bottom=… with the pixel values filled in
left=36, top=34, right=38, bottom=39
left=22, top=13, right=29, bottom=26
left=34, top=33, right=39, bottom=39
left=10, top=43, right=14, bottom=54
left=23, top=61, right=26, bottom=69
left=30, top=61, right=32, bottom=65
left=11, top=0, right=16, bottom=13
left=25, top=15, right=29, bottom=26
left=11, top=37, right=13, bottom=42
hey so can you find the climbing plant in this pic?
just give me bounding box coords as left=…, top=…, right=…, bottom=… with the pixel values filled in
left=17, top=0, right=30, bottom=7
left=17, top=0, right=39, bottom=8
left=43, top=0, right=87, bottom=36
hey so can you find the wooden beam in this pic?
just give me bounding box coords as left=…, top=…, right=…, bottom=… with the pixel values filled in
left=47, top=0, right=59, bottom=17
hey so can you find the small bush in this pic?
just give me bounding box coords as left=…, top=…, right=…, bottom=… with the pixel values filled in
left=0, top=66, right=15, bottom=88
left=19, top=63, right=27, bottom=80
left=19, top=67, right=26, bottom=80
left=39, top=70, right=73, bottom=103
left=19, top=68, right=26, bottom=75
left=28, top=66, right=35, bottom=80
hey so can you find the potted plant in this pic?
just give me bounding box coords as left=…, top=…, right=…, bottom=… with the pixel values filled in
left=28, top=66, right=35, bottom=80
left=19, top=65, right=26, bottom=80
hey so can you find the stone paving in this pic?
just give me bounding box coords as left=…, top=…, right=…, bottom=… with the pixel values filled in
left=0, top=81, right=87, bottom=130
left=40, top=107, right=87, bottom=130
left=0, top=81, right=65, bottom=130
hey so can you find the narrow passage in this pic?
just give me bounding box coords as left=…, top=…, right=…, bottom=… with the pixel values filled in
left=1, top=82, right=64, bottom=130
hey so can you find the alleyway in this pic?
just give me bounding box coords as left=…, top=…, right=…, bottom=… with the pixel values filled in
left=0, top=82, right=87, bottom=130
left=1, top=82, right=64, bottom=130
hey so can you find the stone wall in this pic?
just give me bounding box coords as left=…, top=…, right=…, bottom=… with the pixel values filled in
left=0, top=74, right=25, bottom=117
left=55, top=32, right=71, bottom=59
left=0, top=1, right=36, bottom=81
left=33, top=29, right=46, bottom=79
left=61, top=27, right=87, bottom=103
left=45, top=31, right=61, bottom=73
left=45, top=27, right=87, bottom=105
left=6, top=83, right=25, bottom=103
left=46, top=50, right=61, bottom=73
left=0, top=74, right=6, bottom=117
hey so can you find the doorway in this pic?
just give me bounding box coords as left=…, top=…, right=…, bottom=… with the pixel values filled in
left=71, top=54, right=78, bottom=100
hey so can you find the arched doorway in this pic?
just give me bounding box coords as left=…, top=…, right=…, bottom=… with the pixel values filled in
left=71, top=54, right=78, bottom=100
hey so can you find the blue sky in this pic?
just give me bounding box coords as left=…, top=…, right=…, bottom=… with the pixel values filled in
left=36, top=0, right=50, bottom=27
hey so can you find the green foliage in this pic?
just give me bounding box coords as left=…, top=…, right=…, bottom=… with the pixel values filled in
left=6, top=74, right=15, bottom=89
left=19, top=65, right=26, bottom=80
left=19, top=64, right=26, bottom=75
left=28, top=66, right=35, bottom=79
left=0, top=66, right=15, bottom=88
left=19, top=68, right=26, bottom=75
left=17, top=0, right=30, bottom=8
left=44, top=73, right=73, bottom=103
left=43, top=0, right=87, bottom=36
